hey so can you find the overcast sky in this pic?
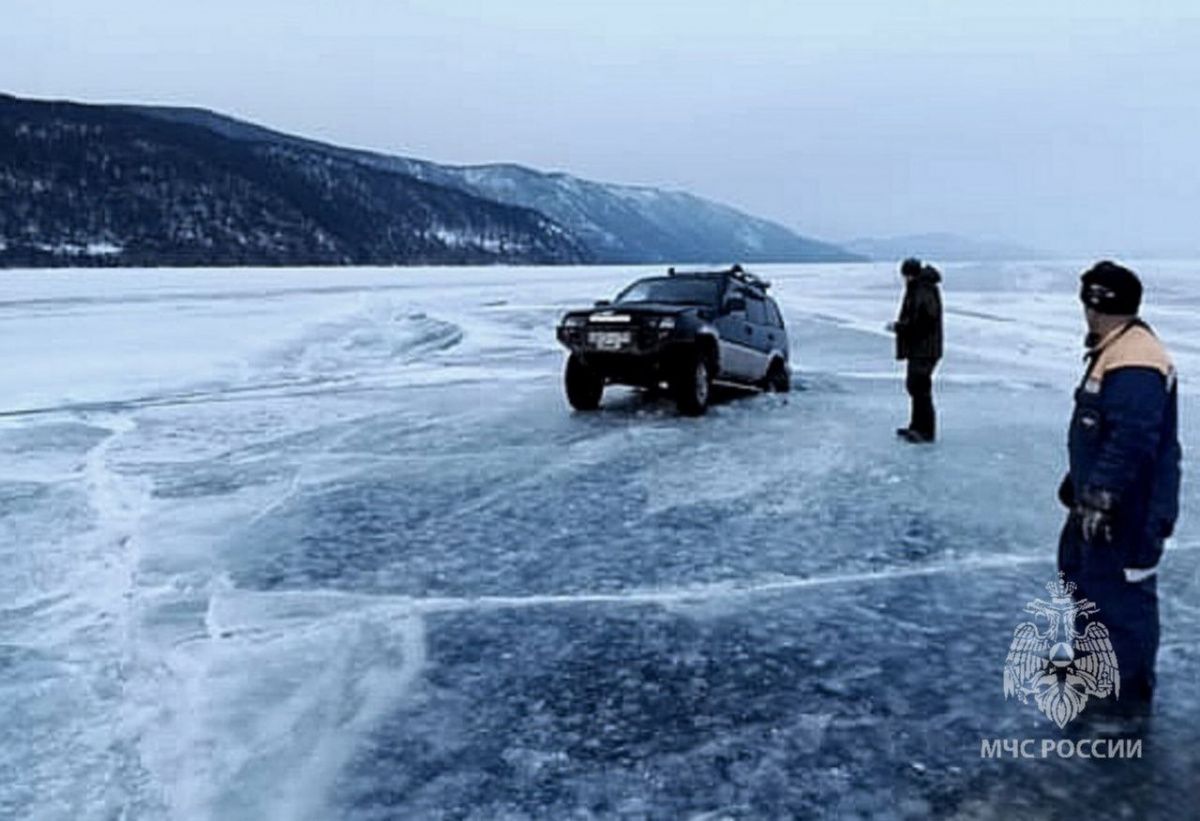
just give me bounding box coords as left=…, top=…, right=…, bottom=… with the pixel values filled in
left=5, top=1, right=1199, bottom=255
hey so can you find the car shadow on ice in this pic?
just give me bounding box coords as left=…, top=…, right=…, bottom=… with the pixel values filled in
left=572, top=384, right=789, bottom=419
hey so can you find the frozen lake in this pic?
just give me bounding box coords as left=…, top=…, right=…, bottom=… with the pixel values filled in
left=1, top=261, right=1197, bottom=819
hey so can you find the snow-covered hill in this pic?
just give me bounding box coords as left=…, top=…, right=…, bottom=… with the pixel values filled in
left=0, top=94, right=587, bottom=268
left=392, top=161, right=858, bottom=264
left=134, top=102, right=859, bottom=265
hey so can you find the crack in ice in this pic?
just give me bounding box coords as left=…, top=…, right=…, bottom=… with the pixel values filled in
left=219, top=547, right=1200, bottom=620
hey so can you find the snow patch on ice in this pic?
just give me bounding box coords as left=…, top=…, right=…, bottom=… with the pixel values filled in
left=136, top=580, right=428, bottom=821
left=252, top=302, right=464, bottom=381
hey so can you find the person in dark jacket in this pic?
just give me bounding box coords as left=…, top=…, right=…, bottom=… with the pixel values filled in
left=1058, top=260, right=1181, bottom=720
left=889, top=258, right=944, bottom=442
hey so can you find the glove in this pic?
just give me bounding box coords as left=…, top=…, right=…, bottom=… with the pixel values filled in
left=1057, top=475, right=1075, bottom=509
left=1079, top=507, right=1113, bottom=543
left=1077, top=486, right=1116, bottom=545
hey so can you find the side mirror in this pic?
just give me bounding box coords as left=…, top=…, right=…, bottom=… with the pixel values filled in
left=594, top=299, right=612, bottom=308
left=723, top=297, right=746, bottom=315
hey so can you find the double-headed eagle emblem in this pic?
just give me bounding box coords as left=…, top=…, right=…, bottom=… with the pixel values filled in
left=1003, top=573, right=1120, bottom=727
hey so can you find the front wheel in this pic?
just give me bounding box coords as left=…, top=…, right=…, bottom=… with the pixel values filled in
left=673, top=352, right=711, bottom=416
left=564, top=353, right=604, bottom=410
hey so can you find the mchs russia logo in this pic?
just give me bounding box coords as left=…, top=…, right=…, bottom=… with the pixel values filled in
left=1003, top=574, right=1120, bottom=728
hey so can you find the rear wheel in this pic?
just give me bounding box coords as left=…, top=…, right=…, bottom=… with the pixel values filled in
left=673, top=352, right=711, bottom=416
left=763, top=359, right=791, bottom=393
left=564, top=353, right=604, bottom=410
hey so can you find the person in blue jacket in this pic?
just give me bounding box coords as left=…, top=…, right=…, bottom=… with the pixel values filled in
left=1058, top=261, right=1181, bottom=719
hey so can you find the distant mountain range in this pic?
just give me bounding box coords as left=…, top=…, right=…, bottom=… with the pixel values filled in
left=0, top=93, right=858, bottom=268
left=843, top=232, right=1048, bottom=263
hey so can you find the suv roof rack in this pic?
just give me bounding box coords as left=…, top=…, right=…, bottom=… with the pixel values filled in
left=666, top=264, right=770, bottom=291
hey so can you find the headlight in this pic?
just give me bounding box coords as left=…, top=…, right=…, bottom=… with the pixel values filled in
left=655, top=317, right=676, bottom=330
left=562, top=315, right=586, bottom=328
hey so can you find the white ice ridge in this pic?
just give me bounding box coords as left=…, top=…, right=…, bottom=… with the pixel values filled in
left=212, top=544, right=1200, bottom=627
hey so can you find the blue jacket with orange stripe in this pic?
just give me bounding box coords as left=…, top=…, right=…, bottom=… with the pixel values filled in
left=1060, top=320, right=1181, bottom=576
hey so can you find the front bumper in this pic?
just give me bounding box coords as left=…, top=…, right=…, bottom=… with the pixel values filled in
left=557, top=325, right=691, bottom=386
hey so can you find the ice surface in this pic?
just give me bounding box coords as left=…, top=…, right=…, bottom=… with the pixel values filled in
left=1, top=261, right=1197, bottom=819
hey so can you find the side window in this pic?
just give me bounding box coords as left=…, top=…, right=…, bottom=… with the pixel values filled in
left=766, top=299, right=784, bottom=328
left=723, top=287, right=748, bottom=314
left=746, top=294, right=768, bottom=325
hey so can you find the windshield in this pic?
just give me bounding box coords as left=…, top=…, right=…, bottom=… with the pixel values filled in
left=614, top=277, right=720, bottom=306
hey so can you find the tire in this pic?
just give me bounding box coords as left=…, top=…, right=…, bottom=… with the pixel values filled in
left=673, top=351, right=711, bottom=416
left=763, top=359, right=791, bottom=393
left=564, top=353, right=604, bottom=410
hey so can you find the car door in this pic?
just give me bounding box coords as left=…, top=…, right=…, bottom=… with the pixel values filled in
left=743, top=291, right=772, bottom=381
left=715, top=287, right=755, bottom=379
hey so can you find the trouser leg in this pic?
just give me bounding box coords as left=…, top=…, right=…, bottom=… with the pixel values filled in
left=1078, top=575, right=1159, bottom=713
left=905, top=358, right=937, bottom=439
left=1059, top=537, right=1160, bottom=716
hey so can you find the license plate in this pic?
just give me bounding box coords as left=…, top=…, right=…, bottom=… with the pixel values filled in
left=588, top=330, right=631, bottom=350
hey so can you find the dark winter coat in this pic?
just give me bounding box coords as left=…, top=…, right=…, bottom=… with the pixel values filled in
left=894, top=266, right=943, bottom=361
left=1059, top=320, right=1181, bottom=578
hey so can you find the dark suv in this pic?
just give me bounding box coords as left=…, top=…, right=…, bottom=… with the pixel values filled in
left=555, top=265, right=790, bottom=415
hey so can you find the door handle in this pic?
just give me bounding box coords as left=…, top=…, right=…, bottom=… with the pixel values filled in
left=745, top=324, right=754, bottom=334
